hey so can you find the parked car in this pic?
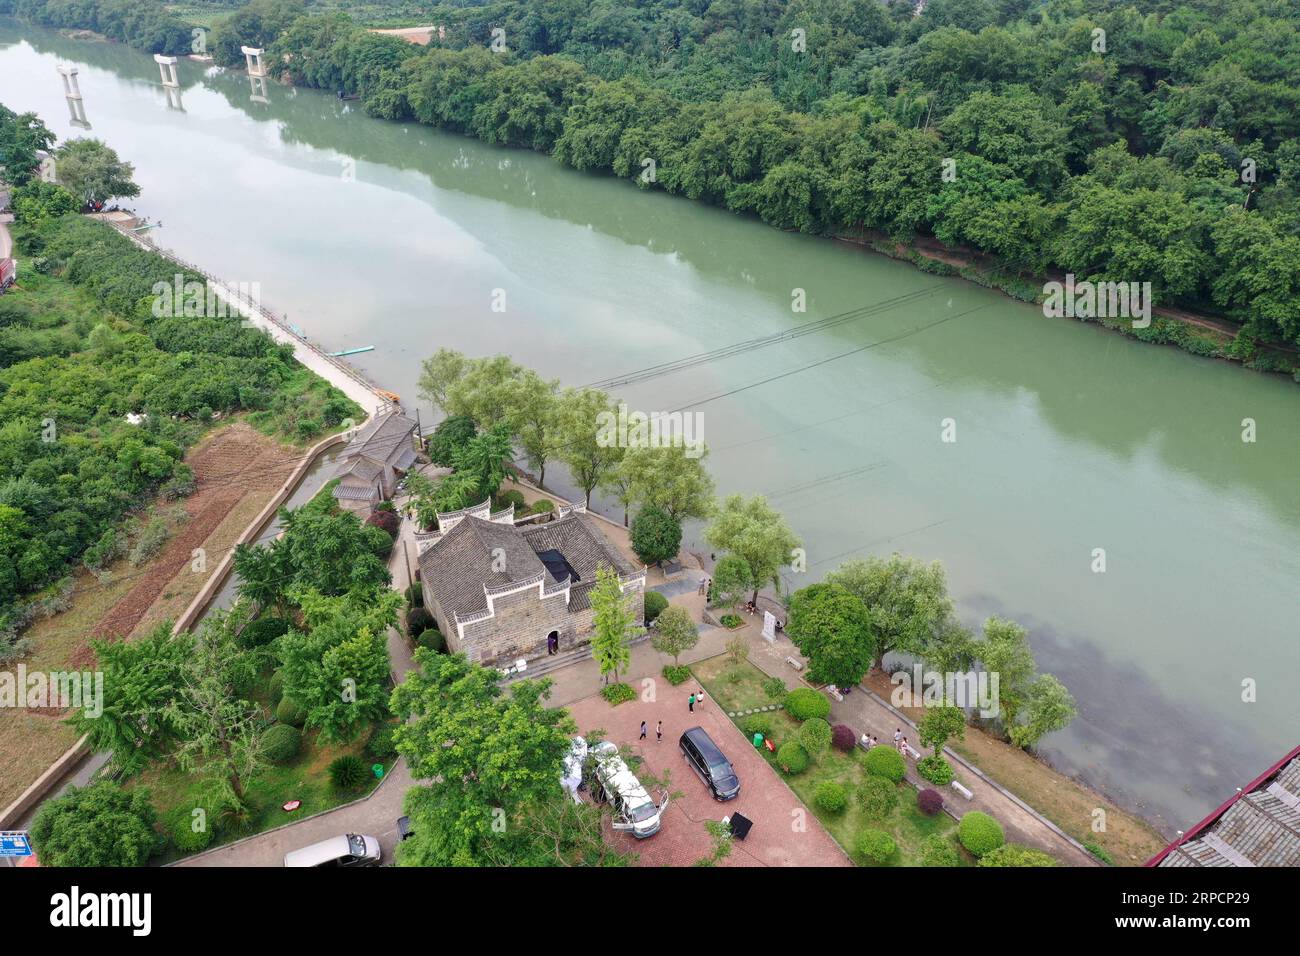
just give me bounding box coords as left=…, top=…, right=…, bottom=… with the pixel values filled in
left=587, top=740, right=670, bottom=838
left=679, top=726, right=740, bottom=801
left=283, top=833, right=382, bottom=868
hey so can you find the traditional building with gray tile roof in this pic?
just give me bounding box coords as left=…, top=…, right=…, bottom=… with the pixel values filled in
left=330, top=409, right=419, bottom=512
left=417, top=501, right=645, bottom=668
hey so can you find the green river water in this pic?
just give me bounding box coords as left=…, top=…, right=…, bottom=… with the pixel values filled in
left=2, top=22, right=1297, bottom=836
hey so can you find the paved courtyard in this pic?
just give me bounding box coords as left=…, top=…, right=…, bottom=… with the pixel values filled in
left=565, top=680, right=850, bottom=867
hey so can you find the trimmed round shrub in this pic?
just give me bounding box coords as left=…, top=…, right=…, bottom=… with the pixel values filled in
left=958, top=811, right=1006, bottom=857
left=239, top=615, right=289, bottom=649
left=814, top=781, right=848, bottom=814
left=857, top=776, right=897, bottom=819
left=276, top=697, right=307, bottom=727
left=328, top=755, right=368, bottom=790
left=854, top=828, right=897, bottom=865
left=742, top=714, right=774, bottom=738
left=263, top=724, right=302, bottom=764
left=366, top=509, right=400, bottom=537
left=407, top=606, right=433, bottom=636
left=365, top=725, right=398, bottom=761
left=920, top=834, right=960, bottom=867
left=917, top=788, right=945, bottom=816
left=775, top=741, right=809, bottom=774
left=662, top=664, right=691, bottom=685
left=917, top=754, right=955, bottom=786
left=405, top=582, right=423, bottom=607
left=785, top=687, right=831, bottom=721
left=168, top=806, right=213, bottom=854
left=268, top=669, right=285, bottom=706
left=863, top=745, right=906, bottom=783
left=531, top=498, right=555, bottom=516
left=643, top=590, right=669, bottom=625
left=418, top=629, right=445, bottom=653
left=979, top=843, right=1056, bottom=867
left=831, top=724, right=856, bottom=752
left=799, top=717, right=833, bottom=757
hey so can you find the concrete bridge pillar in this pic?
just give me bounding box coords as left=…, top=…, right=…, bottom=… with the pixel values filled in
left=56, top=65, right=81, bottom=99
left=240, top=46, right=265, bottom=77
left=154, top=54, right=180, bottom=88
left=248, top=75, right=269, bottom=104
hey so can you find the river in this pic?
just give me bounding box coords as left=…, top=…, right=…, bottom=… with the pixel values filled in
left=3, top=22, right=1297, bottom=836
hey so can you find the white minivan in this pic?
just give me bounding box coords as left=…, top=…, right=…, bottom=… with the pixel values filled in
left=283, top=833, right=382, bottom=867
left=587, top=740, right=670, bottom=839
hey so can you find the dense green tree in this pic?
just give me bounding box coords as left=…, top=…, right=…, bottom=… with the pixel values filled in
left=786, top=582, right=875, bottom=688
left=53, top=138, right=141, bottom=208
left=825, top=554, right=957, bottom=670
left=390, top=651, right=576, bottom=866
left=704, top=494, right=800, bottom=604
left=29, top=780, right=159, bottom=867
left=650, top=604, right=699, bottom=665
left=589, top=565, right=640, bottom=683
left=556, top=387, right=622, bottom=507
left=278, top=589, right=399, bottom=743
left=164, top=610, right=267, bottom=812
left=629, top=505, right=681, bottom=567
left=68, top=623, right=188, bottom=775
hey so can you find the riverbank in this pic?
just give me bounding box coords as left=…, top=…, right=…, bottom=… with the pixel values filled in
left=835, top=231, right=1300, bottom=380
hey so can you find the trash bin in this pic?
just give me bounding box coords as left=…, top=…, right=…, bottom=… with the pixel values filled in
left=752, top=733, right=763, bottom=748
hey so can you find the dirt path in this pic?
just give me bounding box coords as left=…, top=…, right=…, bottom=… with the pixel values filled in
left=74, top=424, right=299, bottom=660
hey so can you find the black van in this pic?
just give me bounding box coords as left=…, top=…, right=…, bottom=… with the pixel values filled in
left=679, top=726, right=740, bottom=801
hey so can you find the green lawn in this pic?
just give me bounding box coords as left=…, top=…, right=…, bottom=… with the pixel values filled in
left=692, top=655, right=972, bottom=867
left=124, top=665, right=395, bottom=863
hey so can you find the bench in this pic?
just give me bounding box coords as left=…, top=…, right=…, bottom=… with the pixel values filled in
left=785, top=656, right=803, bottom=671
left=824, top=685, right=844, bottom=702
left=951, top=780, right=973, bottom=800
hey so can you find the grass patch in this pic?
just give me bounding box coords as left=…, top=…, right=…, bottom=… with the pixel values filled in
left=127, top=722, right=392, bottom=864
left=693, top=655, right=968, bottom=867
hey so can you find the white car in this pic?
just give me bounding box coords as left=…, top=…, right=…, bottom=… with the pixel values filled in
left=587, top=740, right=670, bottom=839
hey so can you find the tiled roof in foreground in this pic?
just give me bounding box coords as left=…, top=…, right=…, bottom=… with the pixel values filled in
left=1150, top=745, right=1300, bottom=868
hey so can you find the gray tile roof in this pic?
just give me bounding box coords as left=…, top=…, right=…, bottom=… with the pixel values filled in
left=333, top=483, right=380, bottom=502
left=1158, top=750, right=1300, bottom=867
left=418, top=516, right=547, bottom=623
left=418, top=512, right=639, bottom=623
left=339, top=410, right=417, bottom=468
left=337, top=455, right=384, bottom=482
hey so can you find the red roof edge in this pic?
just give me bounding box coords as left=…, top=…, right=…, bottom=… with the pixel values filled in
left=1144, top=742, right=1300, bottom=867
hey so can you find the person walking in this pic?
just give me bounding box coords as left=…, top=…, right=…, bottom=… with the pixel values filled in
left=655, top=720, right=663, bottom=743
left=893, top=728, right=903, bottom=746
left=688, top=693, right=696, bottom=713
left=695, top=688, right=705, bottom=710
left=640, top=720, right=648, bottom=741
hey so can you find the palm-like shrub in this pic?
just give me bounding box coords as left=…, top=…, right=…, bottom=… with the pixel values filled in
left=328, top=754, right=368, bottom=790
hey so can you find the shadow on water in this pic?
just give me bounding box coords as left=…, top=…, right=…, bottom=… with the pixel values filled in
left=964, top=592, right=1287, bottom=837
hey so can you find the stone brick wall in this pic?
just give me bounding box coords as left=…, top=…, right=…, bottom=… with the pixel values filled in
left=426, top=577, right=646, bottom=668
